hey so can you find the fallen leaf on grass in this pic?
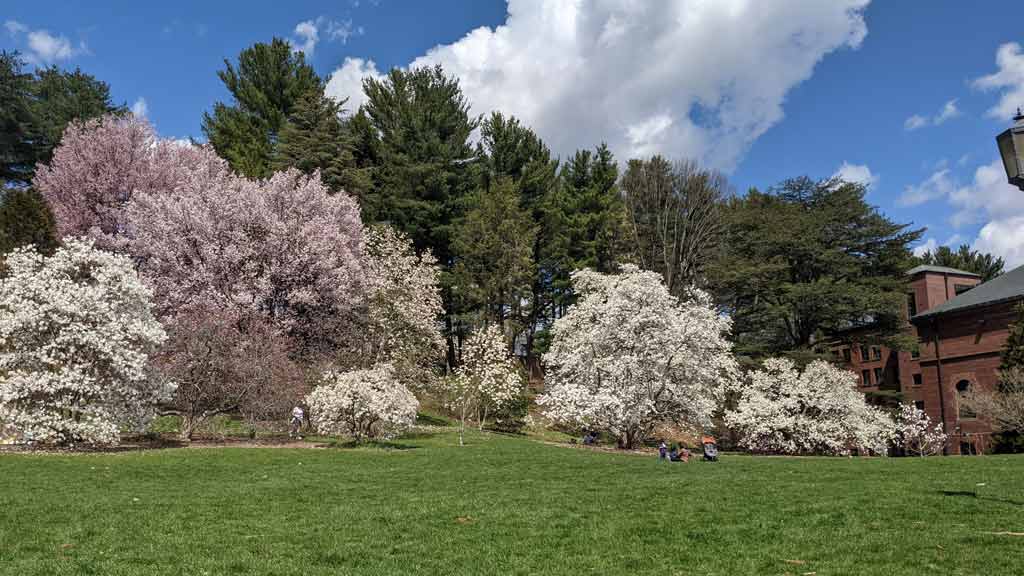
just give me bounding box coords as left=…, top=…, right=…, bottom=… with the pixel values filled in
left=455, top=516, right=474, bottom=524
left=985, top=531, right=1024, bottom=536
left=784, top=559, right=806, bottom=565
left=60, top=543, right=74, bottom=550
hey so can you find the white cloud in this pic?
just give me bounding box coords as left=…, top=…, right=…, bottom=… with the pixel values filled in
left=325, top=57, right=384, bottom=112
left=324, top=0, right=870, bottom=169
left=912, top=238, right=938, bottom=258
left=948, top=159, right=1024, bottom=228
left=833, top=161, right=877, bottom=188
left=899, top=169, right=955, bottom=207
left=903, top=99, right=960, bottom=131
left=4, top=21, right=84, bottom=65
left=974, top=216, right=1024, bottom=269
left=973, top=42, right=1024, bottom=121
left=291, top=20, right=320, bottom=56
left=4, top=20, right=27, bottom=36
left=131, top=97, right=148, bottom=118
left=290, top=17, right=364, bottom=57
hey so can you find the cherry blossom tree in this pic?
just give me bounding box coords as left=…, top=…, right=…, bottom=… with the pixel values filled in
left=34, top=114, right=228, bottom=251
left=894, top=402, right=946, bottom=456
left=538, top=265, right=738, bottom=449
left=725, top=358, right=895, bottom=456
left=445, top=324, right=525, bottom=444
left=306, top=364, right=419, bottom=442
left=127, top=168, right=365, bottom=358
left=359, top=225, right=445, bottom=389
left=0, top=239, right=170, bottom=445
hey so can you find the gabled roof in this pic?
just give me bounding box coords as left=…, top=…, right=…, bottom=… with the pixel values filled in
left=912, top=264, right=1024, bottom=321
left=906, top=264, right=980, bottom=278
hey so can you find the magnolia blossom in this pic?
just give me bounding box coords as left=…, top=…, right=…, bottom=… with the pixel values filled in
left=894, top=403, right=947, bottom=456
left=360, top=225, right=444, bottom=389
left=538, top=265, right=738, bottom=448
left=726, top=358, right=895, bottom=456
left=0, top=239, right=170, bottom=445
left=306, top=364, right=418, bottom=441
left=446, top=324, right=524, bottom=444
left=128, top=168, right=365, bottom=357
left=35, top=114, right=228, bottom=251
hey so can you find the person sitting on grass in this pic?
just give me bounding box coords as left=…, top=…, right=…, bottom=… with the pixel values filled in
left=702, top=436, right=719, bottom=462
left=669, top=444, right=690, bottom=462
left=658, top=440, right=668, bottom=460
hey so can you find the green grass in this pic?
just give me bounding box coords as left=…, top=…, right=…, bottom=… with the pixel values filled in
left=2, top=430, right=1023, bottom=575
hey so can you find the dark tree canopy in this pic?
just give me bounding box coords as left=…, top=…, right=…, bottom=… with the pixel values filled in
left=918, top=244, right=1004, bottom=282
left=1, top=51, right=122, bottom=186
left=272, top=89, right=368, bottom=196
left=621, top=156, right=730, bottom=296
left=202, top=38, right=321, bottom=179
left=559, top=143, right=627, bottom=278
left=710, top=176, right=924, bottom=360
left=0, top=187, right=59, bottom=261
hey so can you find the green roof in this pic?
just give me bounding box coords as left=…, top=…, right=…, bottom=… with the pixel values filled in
left=906, top=265, right=979, bottom=278
left=912, top=264, right=1024, bottom=321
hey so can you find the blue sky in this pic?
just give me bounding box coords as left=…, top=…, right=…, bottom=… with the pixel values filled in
left=4, top=1, right=1024, bottom=266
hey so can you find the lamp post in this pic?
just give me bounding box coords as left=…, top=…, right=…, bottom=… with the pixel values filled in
left=996, top=108, right=1024, bottom=191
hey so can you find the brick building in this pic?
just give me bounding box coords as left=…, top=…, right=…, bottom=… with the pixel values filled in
left=832, top=264, right=1024, bottom=454
left=911, top=264, right=1024, bottom=454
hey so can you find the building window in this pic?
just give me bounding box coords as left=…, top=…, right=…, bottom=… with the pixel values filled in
left=872, top=347, right=882, bottom=361
left=861, top=370, right=871, bottom=386
left=907, top=292, right=917, bottom=317
left=913, top=373, right=923, bottom=386
left=860, top=345, right=870, bottom=362
left=874, top=367, right=884, bottom=386
left=914, top=400, right=925, bottom=411
left=842, top=348, right=851, bottom=362
left=954, top=284, right=973, bottom=295
left=956, top=380, right=975, bottom=419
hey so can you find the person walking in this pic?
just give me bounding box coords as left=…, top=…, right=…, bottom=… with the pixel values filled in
left=289, top=406, right=304, bottom=439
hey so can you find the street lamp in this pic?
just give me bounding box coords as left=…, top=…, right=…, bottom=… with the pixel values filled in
left=996, top=108, right=1024, bottom=191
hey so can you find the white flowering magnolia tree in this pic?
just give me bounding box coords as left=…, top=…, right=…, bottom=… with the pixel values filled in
left=0, top=240, right=170, bottom=445
left=726, top=358, right=895, bottom=455
left=538, top=265, right=738, bottom=449
left=306, top=364, right=419, bottom=442
left=894, top=402, right=947, bottom=456
left=447, top=325, right=524, bottom=445
left=361, top=225, right=445, bottom=389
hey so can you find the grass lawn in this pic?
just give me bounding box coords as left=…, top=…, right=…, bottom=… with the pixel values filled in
left=2, top=429, right=1023, bottom=575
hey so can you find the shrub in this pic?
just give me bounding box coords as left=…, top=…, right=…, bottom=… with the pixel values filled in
left=306, top=364, right=418, bottom=442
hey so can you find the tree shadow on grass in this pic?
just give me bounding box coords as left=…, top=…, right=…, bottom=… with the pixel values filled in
left=939, top=490, right=1024, bottom=507
left=415, top=413, right=452, bottom=426
left=324, top=439, right=419, bottom=451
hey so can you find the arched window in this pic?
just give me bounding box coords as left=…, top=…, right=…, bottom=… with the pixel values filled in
left=956, top=380, right=975, bottom=419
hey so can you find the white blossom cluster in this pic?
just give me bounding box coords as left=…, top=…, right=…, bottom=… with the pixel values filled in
left=726, top=358, right=895, bottom=456
left=362, top=225, right=445, bottom=389
left=445, top=325, right=524, bottom=444
left=0, top=239, right=170, bottom=445
left=305, top=364, right=419, bottom=441
left=537, top=265, right=738, bottom=448
left=894, top=402, right=947, bottom=456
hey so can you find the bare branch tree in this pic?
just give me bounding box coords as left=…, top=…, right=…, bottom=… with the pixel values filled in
left=963, top=367, right=1024, bottom=433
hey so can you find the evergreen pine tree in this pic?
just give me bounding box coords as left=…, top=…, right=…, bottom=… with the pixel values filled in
left=0, top=187, right=59, bottom=261
left=202, top=38, right=321, bottom=178
left=1002, top=304, right=1024, bottom=370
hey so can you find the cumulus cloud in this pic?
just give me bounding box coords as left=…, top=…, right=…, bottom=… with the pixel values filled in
left=131, top=97, right=148, bottom=118
left=912, top=238, right=939, bottom=258
left=973, top=42, right=1024, bottom=121
left=974, top=216, right=1024, bottom=268
left=833, top=161, right=877, bottom=188
left=325, top=57, right=384, bottom=112
left=899, top=169, right=955, bottom=207
left=324, top=0, right=870, bottom=169
left=290, top=16, right=364, bottom=57
left=948, top=158, right=1024, bottom=228
left=4, top=20, right=85, bottom=65
left=903, top=99, right=960, bottom=131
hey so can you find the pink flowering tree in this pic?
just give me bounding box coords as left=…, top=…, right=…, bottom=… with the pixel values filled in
left=725, top=358, right=896, bottom=456
left=34, top=114, right=228, bottom=251
left=127, top=168, right=365, bottom=358
left=538, top=265, right=738, bottom=449
left=0, top=239, right=170, bottom=445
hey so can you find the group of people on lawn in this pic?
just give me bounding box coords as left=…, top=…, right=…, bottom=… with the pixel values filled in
left=660, top=437, right=719, bottom=462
